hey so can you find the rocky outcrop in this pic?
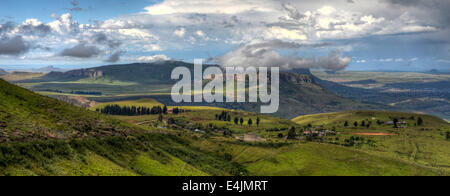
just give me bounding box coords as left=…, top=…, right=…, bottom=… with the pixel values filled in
left=57, top=96, right=98, bottom=108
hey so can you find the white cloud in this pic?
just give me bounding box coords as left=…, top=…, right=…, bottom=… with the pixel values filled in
left=379, top=58, right=393, bottom=62
left=266, top=26, right=307, bottom=41
left=136, top=55, right=170, bottom=62
left=218, top=39, right=351, bottom=71
left=196, top=30, right=205, bottom=37
left=356, top=60, right=367, bottom=63
left=174, top=27, right=186, bottom=37
left=144, top=0, right=276, bottom=15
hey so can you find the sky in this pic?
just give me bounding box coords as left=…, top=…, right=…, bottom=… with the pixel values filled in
left=0, top=0, right=449, bottom=71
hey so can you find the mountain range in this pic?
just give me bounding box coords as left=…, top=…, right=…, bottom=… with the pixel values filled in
left=27, top=61, right=383, bottom=118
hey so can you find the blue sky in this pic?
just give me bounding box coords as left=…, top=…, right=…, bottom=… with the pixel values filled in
left=0, top=0, right=449, bottom=71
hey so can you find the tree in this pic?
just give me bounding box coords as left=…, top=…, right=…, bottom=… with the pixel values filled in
left=393, top=118, right=399, bottom=128
left=376, top=120, right=382, bottom=125
left=240, top=118, right=244, bottom=125
left=227, top=115, right=231, bottom=122
left=256, top=117, right=260, bottom=127
left=277, top=133, right=284, bottom=138
left=248, top=118, right=253, bottom=126
left=234, top=117, right=239, bottom=125
left=354, top=121, right=358, bottom=127
left=344, top=121, right=349, bottom=127
left=173, top=108, right=180, bottom=115
left=361, top=121, right=366, bottom=127
left=158, top=114, right=163, bottom=122
left=446, top=132, right=450, bottom=140
left=163, top=106, right=168, bottom=114
left=417, top=117, right=423, bottom=126
left=287, top=127, right=296, bottom=139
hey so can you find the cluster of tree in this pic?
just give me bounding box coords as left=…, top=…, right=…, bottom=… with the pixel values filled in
left=215, top=111, right=260, bottom=126
left=97, top=104, right=168, bottom=116
left=171, top=108, right=185, bottom=114
left=216, top=111, right=232, bottom=121
left=287, top=127, right=297, bottom=139
left=345, top=121, right=371, bottom=128
left=266, top=127, right=288, bottom=132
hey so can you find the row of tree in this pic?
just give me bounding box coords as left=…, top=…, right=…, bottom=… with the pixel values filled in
left=215, top=111, right=261, bottom=126
left=97, top=104, right=168, bottom=116
left=344, top=117, right=424, bottom=128
left=345, top=121, right=372, bottom=128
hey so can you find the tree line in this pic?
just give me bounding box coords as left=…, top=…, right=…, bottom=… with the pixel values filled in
left=215, top=111, right=260, bottom=127
left=97, top=104, right=174, bottom=116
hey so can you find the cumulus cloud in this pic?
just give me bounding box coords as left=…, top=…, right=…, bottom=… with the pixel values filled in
left=0, top=22, right=16, bottom=34
left=93, top=33, right=122, bottom=49
left=136, top=55, right=170, bottom=62
left=48, top=13, right=79, bottom=35
left=59, top=43, right=100, bottom=58
left=0, top=0, right=447, bottom=66
left=218, top=39, right=351, bottom=71
left=0, top=36, right=30, bottom=55
left=18, top=19, right=52, bottom=36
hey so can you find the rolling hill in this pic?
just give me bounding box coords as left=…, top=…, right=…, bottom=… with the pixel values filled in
left=0, top=80, right=447, bottom=176
left=0, top=79, right=243, bottom=176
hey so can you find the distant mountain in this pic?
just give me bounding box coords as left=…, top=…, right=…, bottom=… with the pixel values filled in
left=0, top=68, right=8, bottom=75
left=31, top=61, right=383, bottom=119
left=32, top=66, right=67, bottom=73
left=42, top=61, right=191, bottom=83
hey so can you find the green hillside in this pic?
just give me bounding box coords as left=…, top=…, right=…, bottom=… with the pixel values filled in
left=293, top=111, right=450, bottom=173
left=0, top=79, right=242, bottom=176
left=0, top=79, right=134, bottom=142
left=1, top=79, right=448, bottom=176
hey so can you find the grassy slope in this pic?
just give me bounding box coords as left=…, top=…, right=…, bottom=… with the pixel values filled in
left=293, top=111, right=450, bottom=173
left=0, top=79, right=234, bottom=176
left=1, top=79, right=448, bottom=176
left=186, top=137, right=444, bottom=176
left=0, top=79, right=137, bottom=142
left=91, top=99, right=449, bottom=175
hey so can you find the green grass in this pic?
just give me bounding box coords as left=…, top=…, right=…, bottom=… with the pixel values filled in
left=246, top=143, right=442, bottom=176
left=292, top=110, right=450, bottom=173
left=1, top=76, right=449, bottom=176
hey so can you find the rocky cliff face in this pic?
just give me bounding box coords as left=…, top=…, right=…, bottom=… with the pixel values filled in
left=46, top=69, right=104, bottom=79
